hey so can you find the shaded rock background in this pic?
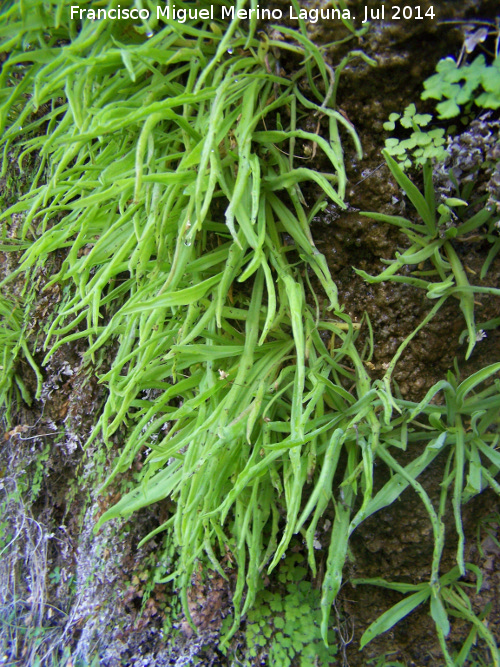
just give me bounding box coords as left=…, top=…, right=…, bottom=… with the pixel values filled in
left=1, top=1, right=499, bottom=665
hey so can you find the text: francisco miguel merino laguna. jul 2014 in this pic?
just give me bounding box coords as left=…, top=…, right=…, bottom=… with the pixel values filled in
left=69, top=4, right=435, bottom=25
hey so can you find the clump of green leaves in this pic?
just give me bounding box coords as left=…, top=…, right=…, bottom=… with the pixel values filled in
left=1, top=2, right=500, bottom=664
left=384, top=43, right=500, bottom=169
left=0, top=295, right=42, bottom=420
left=383, top=103, right=447, bottom=169
left=351, top=362, right=500, bottom=666
left=422, top=54, right=500, bottom=119
left=355, top=564, right=499, bottom=667
left=356, top=152, right=500, bottom=359
left=222, top=553, right=338, bottom=666
left=0, top=0, right=374, bottom=647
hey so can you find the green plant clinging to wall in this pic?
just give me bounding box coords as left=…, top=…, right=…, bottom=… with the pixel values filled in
left=1, top=1, right=500, bottom=662
left=0, top=294, right=42, bottom=420
left=0, top=0, right=377, bottom=645
left=356, top=152, right=500, bottom=360
left=422, top=53, right=500, bottom=119
left=383, top=103, right=447, bottom=169
left=221, top=553, right=339, bottom=666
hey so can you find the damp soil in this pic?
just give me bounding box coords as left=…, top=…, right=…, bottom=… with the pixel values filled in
left=1, top=2, right=500, bottom=666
